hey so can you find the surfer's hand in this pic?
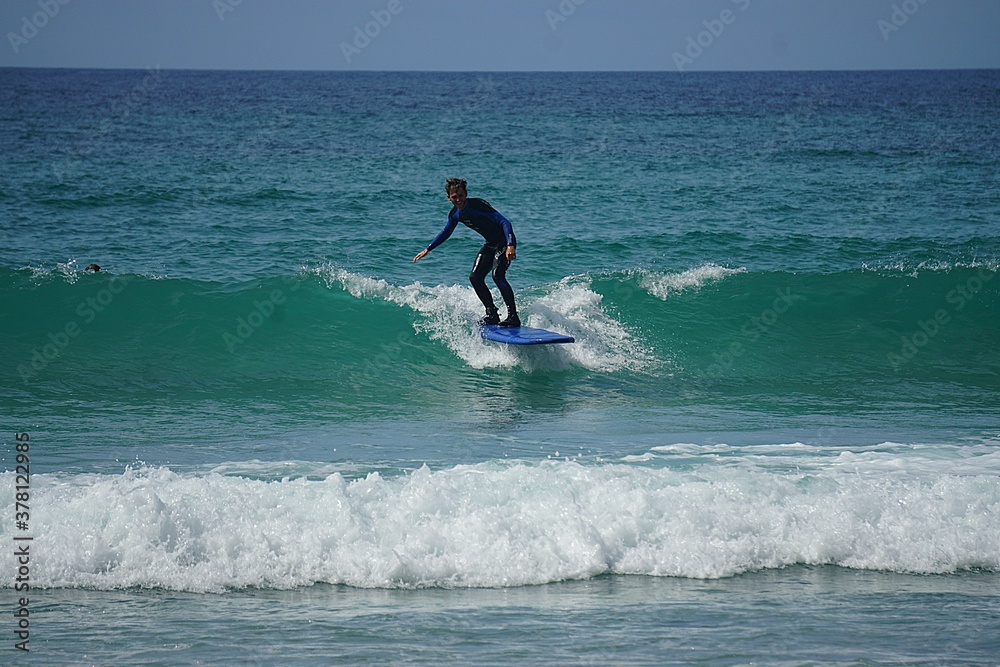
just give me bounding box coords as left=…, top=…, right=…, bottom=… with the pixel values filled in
left=413, top=249, right=429, bottom=262
left=506, top=246, right=516, bottom=261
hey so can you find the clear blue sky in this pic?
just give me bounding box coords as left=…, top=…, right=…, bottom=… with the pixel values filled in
left=2, top=0, right=998, bottom=71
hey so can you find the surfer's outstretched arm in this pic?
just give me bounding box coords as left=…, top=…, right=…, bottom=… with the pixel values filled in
left=414, top=217, right=457, bottom=262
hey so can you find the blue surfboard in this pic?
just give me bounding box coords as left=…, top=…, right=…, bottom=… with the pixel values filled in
left=480, top=325, right=575, bottom=345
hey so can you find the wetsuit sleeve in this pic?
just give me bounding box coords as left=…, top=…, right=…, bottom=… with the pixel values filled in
left=493, top=210, right=516, bottom=248
left=480, top=205, right=516, bottom=248
left=426, top=216, right=457, bottom=251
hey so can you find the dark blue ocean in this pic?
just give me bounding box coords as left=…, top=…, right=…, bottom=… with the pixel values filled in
left=1, top=68, right=999, bottom=665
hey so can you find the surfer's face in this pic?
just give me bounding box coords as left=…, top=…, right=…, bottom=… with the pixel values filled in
left=447, top=187, right=467, bottom=210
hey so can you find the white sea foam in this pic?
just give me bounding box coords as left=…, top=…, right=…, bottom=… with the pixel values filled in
left=639, top=263, right=746, bottom=300
left=523, top=276, right=653, bottom=372
left=859, top=259, right=1000, bottom=276
left=4, top=455, right=997, bottom=593
left=311, top=266, right=651, bottom=372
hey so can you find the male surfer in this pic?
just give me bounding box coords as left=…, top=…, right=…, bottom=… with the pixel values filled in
left=413, top=178, right=520, bottom=327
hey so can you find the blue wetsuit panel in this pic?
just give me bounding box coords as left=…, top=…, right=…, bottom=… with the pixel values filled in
left=426, top=198, right=516, bottom=252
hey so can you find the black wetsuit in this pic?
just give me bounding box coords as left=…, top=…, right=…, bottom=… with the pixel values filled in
left=425, top=198, right=517, bottom=317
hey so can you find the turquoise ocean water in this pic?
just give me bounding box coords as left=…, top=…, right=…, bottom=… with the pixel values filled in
left=1, top=68, right=999, bottom=664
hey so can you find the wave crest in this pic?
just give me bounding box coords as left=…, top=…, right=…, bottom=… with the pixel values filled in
left=4, top=458, right=997, bottom=592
